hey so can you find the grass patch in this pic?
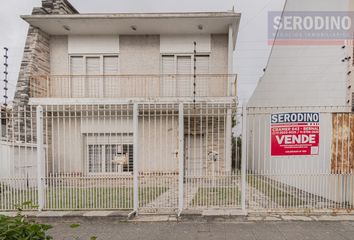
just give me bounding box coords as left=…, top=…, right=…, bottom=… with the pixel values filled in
left=247, top=175, right=304, bottom=207
left=0, top=185, right=38, bottom=210
left=0, top=186, right=167, bottom=210
left=191, top=187, right=241, bottom=207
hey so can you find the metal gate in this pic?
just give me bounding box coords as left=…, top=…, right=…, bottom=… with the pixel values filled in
left=2, top=104, right=353, bottom=214
left=183, top=103, right=242, bottom=210
left=137, top=103, right=180, bottom=213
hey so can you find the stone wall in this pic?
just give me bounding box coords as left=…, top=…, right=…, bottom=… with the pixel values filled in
left=12, top=0, right=78, bottom=142
left=13, top=28, right=50, bottom=108
left=41, top=0, right=78, bottom=14
left=14, top=0, right=78, bottom=107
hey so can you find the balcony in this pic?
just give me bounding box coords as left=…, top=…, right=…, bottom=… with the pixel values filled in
left=29, top=74, right=237, bottom=100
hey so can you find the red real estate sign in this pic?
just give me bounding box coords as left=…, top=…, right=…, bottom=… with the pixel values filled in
left=271, top=113, right=319, bottom=156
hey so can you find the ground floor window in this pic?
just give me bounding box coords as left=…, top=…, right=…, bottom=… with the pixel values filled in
left=88, top=143, right=133, bottom=174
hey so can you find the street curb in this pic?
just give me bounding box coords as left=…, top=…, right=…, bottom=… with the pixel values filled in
left=2, top=211, right=354, bottom=222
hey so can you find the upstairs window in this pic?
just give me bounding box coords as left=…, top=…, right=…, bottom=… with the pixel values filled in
left=161, top=54, right=209, bottom=96
left=70, top=55, right=119, bottom=75
left=69, top=55, right=119, bottom=97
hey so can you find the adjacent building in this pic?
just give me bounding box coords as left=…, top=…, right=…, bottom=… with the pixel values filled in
left=247, top=0, right=354, bottom=206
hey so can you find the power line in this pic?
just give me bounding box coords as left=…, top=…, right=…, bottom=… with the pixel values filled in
left=238, top=0, right=273, bottom=31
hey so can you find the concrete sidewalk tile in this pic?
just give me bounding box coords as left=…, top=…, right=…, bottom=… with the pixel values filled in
left=281, top=215, right=313, bottom=221
left=229, top=209, right=248, bottom=216
left=181, top=209, right=202, bottom=215
left=202, top=209, right=246, bottom=216
left=108, top=211, right=130, bottom=217
left=83, top=211, right=114, bottom=217
left=168, top=215, right=178, bottom=221
left=22, top=211, right=39, bottom=217
left=0, top=212, right=18, bottom=217
left=264, top=216, right=281, bottom=221
left=61, top=211, right=86, bottom=217
left=247, top=216, right=264, bottom=221
left=37, top=211, right=72, bottom=217
left=132, top=215, right=170, bottom=222
left=317, top=215, right=354, bottom=221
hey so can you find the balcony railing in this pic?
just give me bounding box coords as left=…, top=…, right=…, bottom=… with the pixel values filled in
left=30, top=74, right=237, bottom=99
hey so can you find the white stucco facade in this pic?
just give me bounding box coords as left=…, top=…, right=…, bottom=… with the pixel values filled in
left=21, top=12, right=240, bottom=176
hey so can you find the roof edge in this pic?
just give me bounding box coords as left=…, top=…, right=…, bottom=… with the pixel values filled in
left=21, top=11, right=241, bottom=20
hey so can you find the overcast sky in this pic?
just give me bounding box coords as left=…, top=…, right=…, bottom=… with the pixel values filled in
left=0, top=0, right=285, bottom=104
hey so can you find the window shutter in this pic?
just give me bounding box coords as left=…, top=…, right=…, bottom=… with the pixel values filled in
left=177, top=56, right=192, bottom=96
left=103, top=56, right=119, bottom=74
left=195, top=56, right=209, bottom=96
left=86, top=57, right=100, bottom=75
left=176, top=56, right=191, bottom=74
left=162, top=56, right=176, bottom=96
left=103, top=56, right=119, bottom=97
left=70, top=56, right=84, bottom=75
left=162, top=55, right=175, bottom=74
left=86, top=57, right=100, bottom=97
left=70, top=56, right=84, bottom=97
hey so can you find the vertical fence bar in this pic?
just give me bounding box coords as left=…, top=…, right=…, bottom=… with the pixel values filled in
left=133, top=103, right=139, bottom=212
left=36, top=105, right=45, bottom=211
left=178, top=103, right=184, bottom=215
left=241, top=105, right=247, bottom=211
left=225, top=108, right=232, bottom=173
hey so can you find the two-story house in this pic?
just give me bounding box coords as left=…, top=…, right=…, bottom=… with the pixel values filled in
left=0, top=0, right=241, bottom=211
left=10, top=0, right=240, bottom=181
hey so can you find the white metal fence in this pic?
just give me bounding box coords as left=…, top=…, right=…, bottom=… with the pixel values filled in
left=0, top=103, right=239, bottom=212
left=1, top=104, right=353, bottom=213
left=246, top=107, right=354, bottom=212
left=0, top=106, right=39, bottom=210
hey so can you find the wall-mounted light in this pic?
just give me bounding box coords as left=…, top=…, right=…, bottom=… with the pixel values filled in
left=198, top=24, right=203, bottom=30
left=63, top=25, right=71, bottom=31
left=131, top=25, right=137, bottom=31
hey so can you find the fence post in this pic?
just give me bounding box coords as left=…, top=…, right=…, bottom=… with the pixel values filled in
left=36, top=105, right=45, bottom=211
left=133, top=103, right=139, bottom=212
left=241, top=105, right=247, bottom=212
left=178, top=103, right=184, bottom=215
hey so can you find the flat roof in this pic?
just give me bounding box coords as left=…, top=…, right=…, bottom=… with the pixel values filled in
left=21, top=12, right=240, bottom=37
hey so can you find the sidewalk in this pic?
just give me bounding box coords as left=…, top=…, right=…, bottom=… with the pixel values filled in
left=43, top=219, right=354, bottom=240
